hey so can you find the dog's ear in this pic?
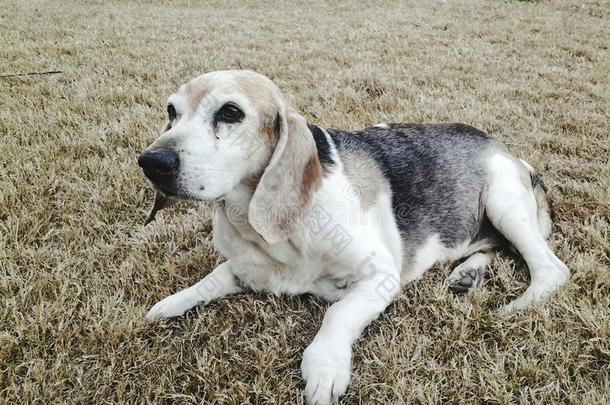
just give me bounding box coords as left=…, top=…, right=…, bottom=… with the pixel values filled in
left=248, top=108, right=322, bottom=244
left=144, top=191, right=175, bottom=225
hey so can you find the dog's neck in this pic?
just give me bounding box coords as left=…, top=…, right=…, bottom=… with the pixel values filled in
left=220, top=181, right=302, bottom=263
left=223, top=182, right=255, bottom=209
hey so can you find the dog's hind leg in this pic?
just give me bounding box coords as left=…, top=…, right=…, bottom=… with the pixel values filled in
left=445, top=251, right=495, bottom=294
left=484, top=153, right=570, bottom=312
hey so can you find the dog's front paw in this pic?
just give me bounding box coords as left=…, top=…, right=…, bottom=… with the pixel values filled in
left=145, top=289, right=199, bottom=320
left=301, top=338, right=352, bottom=405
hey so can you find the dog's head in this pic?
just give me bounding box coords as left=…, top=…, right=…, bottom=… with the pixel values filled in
left=139, top=70, right=322, bottom=243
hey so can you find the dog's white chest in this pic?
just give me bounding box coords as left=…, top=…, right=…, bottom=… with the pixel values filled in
left=212, top=206, right=361, bottom=300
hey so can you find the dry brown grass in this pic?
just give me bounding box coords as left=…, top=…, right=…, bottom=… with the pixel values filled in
left=1, top=0, right=609, bottom=403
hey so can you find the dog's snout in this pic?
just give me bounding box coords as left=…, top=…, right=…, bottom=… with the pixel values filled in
left=138, top=148, right=180, bottom=174
left=138, top=148, right=180, bottom=189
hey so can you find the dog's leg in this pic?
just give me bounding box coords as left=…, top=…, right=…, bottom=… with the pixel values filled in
left=145, top=261, right=243, bottom=320
left=301, top=263, right=401, bottom=404
left=445, top=251, right=495, bottom=294
left=485, top=154, right=570, bottom=312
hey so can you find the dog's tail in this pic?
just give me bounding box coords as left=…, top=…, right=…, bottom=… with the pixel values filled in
left=520, top=159, right=552, bottom=240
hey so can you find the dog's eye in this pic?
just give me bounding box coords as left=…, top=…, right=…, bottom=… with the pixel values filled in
left=167, top=104, right=177, bottom=121
left=216, top=103, right=244, bottom=124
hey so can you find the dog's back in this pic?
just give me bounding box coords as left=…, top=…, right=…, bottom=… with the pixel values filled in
left=327, top=124, right=496, bottom=246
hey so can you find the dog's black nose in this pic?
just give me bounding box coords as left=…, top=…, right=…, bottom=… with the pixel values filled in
left=138, top=148, right=180, bottom=183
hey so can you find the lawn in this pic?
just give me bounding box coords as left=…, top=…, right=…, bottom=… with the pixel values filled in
left=1, top=0, right=609, bottom=403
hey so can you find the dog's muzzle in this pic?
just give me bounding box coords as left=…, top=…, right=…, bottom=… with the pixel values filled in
left=138, top=148, right=180, bottom=191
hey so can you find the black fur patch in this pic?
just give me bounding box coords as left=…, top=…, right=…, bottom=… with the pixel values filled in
left=309, top=124, right=335, bottom=173
left=325, top=123, right=496, bottom=249
left=530, top=172, right=547, bottom=193
left=530, top=171, right=553, bottom=221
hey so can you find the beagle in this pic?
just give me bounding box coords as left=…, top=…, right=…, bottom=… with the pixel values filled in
left=138, top=70, right=570, bottom=405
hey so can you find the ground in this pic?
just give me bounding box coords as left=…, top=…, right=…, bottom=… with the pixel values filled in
left=1, top=0, right=609, bottom=403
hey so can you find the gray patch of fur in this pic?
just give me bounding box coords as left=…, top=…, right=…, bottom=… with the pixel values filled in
left=326, top=124, right=505, bottom=257
left=322, top=122, right=555, bottom=266
left=340, top=151, right=389, bottom=211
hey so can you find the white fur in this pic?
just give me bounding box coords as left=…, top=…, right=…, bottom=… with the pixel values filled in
left=160, top=74, right=272, bottom=201
left=145, top=261, right=242, bottom=320
left=402, top=234, right=492, bottom=283
left=142, top=71, right=569, bottom=405
left=519, top=158, right=535, bottom=173
left=485, top=154, right=570, bottom=312
left=149, top=162, right=404, bottom=404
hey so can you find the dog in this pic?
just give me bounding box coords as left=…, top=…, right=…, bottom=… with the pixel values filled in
left=138, top=70, right=570, bottom=404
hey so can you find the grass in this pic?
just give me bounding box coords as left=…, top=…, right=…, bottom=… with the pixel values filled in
left=1, top=0, right=609, bottom=403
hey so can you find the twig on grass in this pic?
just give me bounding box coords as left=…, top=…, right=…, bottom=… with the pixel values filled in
left=0, top=70, right=63, bottom=78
